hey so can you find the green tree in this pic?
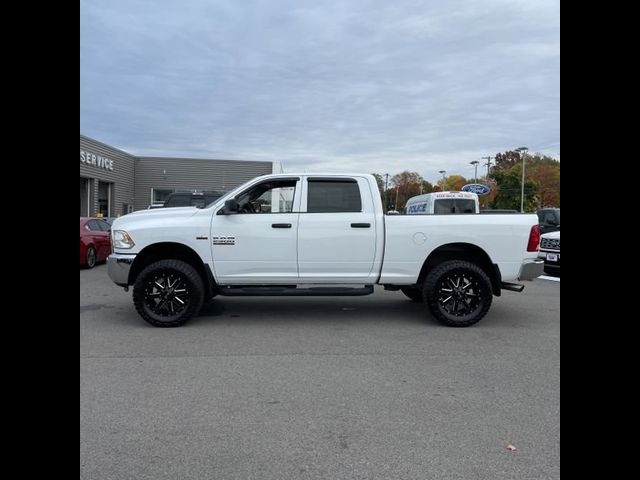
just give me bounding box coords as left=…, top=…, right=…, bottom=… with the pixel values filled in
left=491, top=151, right=560, bottom=209
left=421, top=180, right=434, bottom=194
left=490, top=169, right=538, bottom=211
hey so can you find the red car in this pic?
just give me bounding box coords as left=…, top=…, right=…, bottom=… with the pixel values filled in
left=80, top=217, right=112, bottom=268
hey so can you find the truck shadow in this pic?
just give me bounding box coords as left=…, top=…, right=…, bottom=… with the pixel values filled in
left=194, top=294, right=437, bottom=327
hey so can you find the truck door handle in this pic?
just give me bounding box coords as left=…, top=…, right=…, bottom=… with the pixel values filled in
left=351, top=223, right=371, bottom=228
left=272, top=223, right=292, bottom=228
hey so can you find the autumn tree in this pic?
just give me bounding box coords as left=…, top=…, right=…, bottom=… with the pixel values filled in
left=522, top=156, right=560, bottom=208
left=442, top=175, right=468, bottom=192
left=492, top=150, right=521, bottom=173
left=371, top=173, right=385, bottom=196
left=389, top=171, right=425, bottom=211
left=490, top=151, right=560, bottom=209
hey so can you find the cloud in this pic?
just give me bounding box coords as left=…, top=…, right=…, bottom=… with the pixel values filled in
left=80, top=0, right=559, bottom=183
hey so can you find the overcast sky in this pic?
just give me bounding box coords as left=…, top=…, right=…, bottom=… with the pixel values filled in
left=80, top=0, right=559, bottom=184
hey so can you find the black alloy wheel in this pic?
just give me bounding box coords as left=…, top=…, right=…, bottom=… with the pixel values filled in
left=143, top=272, right=191, bottom=318
left=133, top=259, right=205, bottom=327
left=423, top=260, right=492, bottom=327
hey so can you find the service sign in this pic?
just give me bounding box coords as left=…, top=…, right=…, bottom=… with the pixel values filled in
left=462, top=183, right=491, bottom=195
left=80, top=149, right=114, bottom=171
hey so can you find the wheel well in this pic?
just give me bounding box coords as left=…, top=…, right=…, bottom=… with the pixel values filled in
left=416, top=243, right=502, bottom=296
left=128, top=243, right=215, bottom=297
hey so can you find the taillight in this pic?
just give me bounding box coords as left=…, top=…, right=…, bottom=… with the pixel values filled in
left=527, top=224, right=540, bottom=252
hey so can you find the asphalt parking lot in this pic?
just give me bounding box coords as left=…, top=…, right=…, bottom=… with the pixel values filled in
left=81, top=265, right=559, bottom=480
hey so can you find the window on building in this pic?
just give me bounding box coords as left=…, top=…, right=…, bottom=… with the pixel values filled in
left=152, top=189, right=174, bottom=204
left=307, top=179, right=362, bottom=213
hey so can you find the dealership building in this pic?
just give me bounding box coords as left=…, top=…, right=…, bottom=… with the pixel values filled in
left=80, top=134, right=278, bottom=217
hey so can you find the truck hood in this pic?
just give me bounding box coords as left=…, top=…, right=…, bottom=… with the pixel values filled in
left=111, top=207, right=201, bottom=230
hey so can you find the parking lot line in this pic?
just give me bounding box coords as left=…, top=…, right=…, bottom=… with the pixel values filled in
left=538, top=275, right=560, bottom=282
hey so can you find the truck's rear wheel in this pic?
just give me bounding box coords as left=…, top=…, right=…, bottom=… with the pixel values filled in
left=423, top=260, right=492, bottom=327
left=400, top=286, right=424, bottom=302
left=133, top=259, right=205, bottom=327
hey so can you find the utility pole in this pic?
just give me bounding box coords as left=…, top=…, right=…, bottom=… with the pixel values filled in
left=481, top=156, right=494, bottom=178
left=384, top=173, right=389, bottom=211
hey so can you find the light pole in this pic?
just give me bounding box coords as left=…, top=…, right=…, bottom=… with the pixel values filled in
left=515, top=146, right=528, bottom=212
left=469, top=161, right=479, bottom=183
left=438, top=170, right=446, bottom=191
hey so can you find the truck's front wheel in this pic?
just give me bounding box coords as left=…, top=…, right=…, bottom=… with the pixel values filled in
left=133, top=259, right=205, bottom=327
left=423, top=260, right=492, bottom=327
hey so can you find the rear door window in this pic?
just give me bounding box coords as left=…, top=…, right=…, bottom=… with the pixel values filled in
left=86, top=220, right=103, bottom=231
left=307, top=179, right=362, bottom=212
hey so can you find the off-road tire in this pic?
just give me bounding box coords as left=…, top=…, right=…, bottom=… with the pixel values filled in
left=423, top=260, right=493, bottom=327
left=133, top=259, right=205, bottom=327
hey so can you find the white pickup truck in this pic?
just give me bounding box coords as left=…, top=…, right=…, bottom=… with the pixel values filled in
left=107, top=173, right=543, bottom=328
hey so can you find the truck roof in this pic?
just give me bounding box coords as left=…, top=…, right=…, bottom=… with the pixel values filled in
left=256, top=173, right=375, bottom=178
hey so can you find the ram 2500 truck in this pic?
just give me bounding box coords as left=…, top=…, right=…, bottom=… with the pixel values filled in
left=107, top=174, right=543, bottom=328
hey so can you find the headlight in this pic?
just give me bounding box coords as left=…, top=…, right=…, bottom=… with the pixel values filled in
left=112, top=230, right=135, bottom=249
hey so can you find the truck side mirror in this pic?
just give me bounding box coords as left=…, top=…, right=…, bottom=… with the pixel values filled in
left=220, top=199, right=239, bottom=215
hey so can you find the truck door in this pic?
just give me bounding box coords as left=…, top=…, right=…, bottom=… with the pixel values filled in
left=211, top=178, right=301, bottom=283
left=297, top=177, right=377, bottom=282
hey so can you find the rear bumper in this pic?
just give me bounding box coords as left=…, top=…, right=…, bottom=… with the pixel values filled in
left=107, top=253, right=136, bottom=286
left=518, top=258, right=544, bottom=281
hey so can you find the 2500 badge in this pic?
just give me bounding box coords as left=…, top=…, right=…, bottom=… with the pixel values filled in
left=212, top=236, right=235, bottom=245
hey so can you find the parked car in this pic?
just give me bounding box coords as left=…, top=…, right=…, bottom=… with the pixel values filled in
left=537, top=208, right=560, bottom=234
left=80, top=217, right=112, bottom=268
left=162, top=191, right=222, bottom=208
left=147, top=204, right=164, bottom=209
left=538, top=230, right=560, bottom=275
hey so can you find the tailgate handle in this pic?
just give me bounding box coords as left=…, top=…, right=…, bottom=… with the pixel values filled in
left=351, top=223, right=371, bottom=228
left=272, top=223, right=292, bottom=228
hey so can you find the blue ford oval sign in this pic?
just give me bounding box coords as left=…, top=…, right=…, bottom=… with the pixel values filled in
left=462, top=183, right=491, bottom=195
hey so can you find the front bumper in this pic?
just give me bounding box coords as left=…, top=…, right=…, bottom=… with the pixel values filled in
left=518, top=258, right=544, bottom=281
left=107, top=253, right=136, bottom=286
